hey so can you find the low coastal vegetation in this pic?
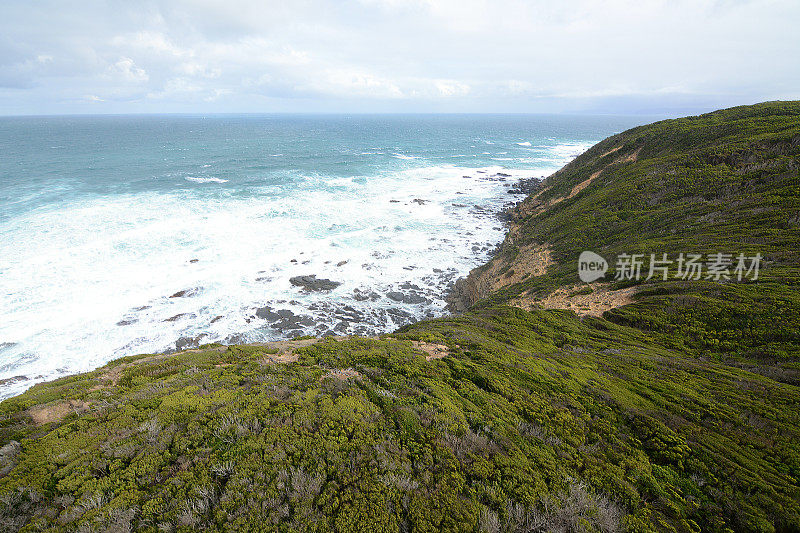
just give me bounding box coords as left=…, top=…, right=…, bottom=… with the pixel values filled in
left=1, top=102, right=799, bottom=532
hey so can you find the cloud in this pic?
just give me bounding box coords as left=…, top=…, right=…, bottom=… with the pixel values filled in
left=111, top=31, right=189, bottom=58
left=0, top=0, right=797, bottom=114
left=109, top=58, right=149, bottom=83
left=434, top=80, right=470, bottom=97
left=319, top=68, right=405, bottom=98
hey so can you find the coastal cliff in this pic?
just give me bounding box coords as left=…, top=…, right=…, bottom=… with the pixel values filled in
left=0, top=102, right=799, bottom=532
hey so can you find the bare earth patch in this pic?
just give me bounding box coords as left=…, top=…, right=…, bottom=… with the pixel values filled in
left=566, top=170, right=602, bottom=199
left=486, top=244, right=553, bottom=293
left=599, top=145, right=622, bottom=158
left=411, top=341, right=450, bottom=361
left=256, top=337, right=323, bottom=364
left=617, top=147, right=641, bottom=163
left=511, top=283, right=638, bottom=317
left=447, top=243, right=554, bottom=311
left=544, top=147, right=642, bottom=208
left=255, top=337, right=355, bottom=364
left=28, top=399, right=90, bottom=425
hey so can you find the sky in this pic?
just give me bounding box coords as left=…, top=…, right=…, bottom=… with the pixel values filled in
left=0, top=0, right=798, bottom=116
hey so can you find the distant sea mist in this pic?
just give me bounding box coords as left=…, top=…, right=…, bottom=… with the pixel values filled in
left=0, top=113, right=650, bottom=397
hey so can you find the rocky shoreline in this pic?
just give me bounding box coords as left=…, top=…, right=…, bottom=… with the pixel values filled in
left=161, top=173, right=544, bottom=352
left=445, top=176, right=544, bottom=313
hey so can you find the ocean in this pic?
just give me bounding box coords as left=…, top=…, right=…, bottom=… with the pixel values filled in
left=0, top=113, right=650, bottom=398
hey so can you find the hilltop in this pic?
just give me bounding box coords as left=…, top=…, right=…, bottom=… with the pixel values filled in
left=0, top=102, right=798, bottom=532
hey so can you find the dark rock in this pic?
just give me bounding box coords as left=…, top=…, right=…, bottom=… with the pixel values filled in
left=256, top=306, right=315, bottom=331
left=496, top=172, right=511, bottom=177
left=189, top=258, right=199, bottom=263
left=164, top=313, right=193, bottom=322
left=445, top=278, right=472, bottom=313
left=386, top=307, right=418, bottom=323
left=509, top=177, right=542, bottom=196
left=386, top=291, right=427, bottom=304
left=334, top=305, right=363, bottom=322
left=0, top=375, right=27, bottom=387
left=290, top=275, right=341, bottom=292
left=116, top=319, right=137, bottom=326
left=224, top=333, right=248, bottom=345
left=170, top=288, right=200, bottom=298
left=336, top=260, right=349, bottom=267
left=386, top=291, right=405, bottom=302
left=256, top=306, right=283, bottom=321
left=496, top=210, right=514, bottom=223
left=353, top=289, right=381, bottom=302
left=176, top=334, right=208, bottom=351
left=412, top=198, right=428, bottom=205
left=389, top=199, right=400, bottom=203
left=210, top=315, right=223, bottom=324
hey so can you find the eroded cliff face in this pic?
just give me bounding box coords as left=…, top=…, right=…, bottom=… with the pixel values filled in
left=446, top=241, right=553, bottom=312
left=446, top=144, right=643, bottom=313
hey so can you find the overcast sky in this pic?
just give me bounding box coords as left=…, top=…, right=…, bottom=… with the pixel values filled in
left=1, top=0, right=798, bottom=115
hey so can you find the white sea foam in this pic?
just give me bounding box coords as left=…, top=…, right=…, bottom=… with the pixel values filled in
left=0, top=164, right=539, bottom=398
left=185, top=176, right=229, bottom=183
left=516, top=141, right=532, bottom=147
left=549, top=142, right=593, bottom=158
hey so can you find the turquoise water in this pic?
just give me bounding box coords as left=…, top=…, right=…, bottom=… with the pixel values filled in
left=0, top=114, right=649, bottom=397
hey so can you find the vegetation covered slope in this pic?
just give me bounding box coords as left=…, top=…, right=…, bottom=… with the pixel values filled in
left=0, top=102, right=798, bottom=533
left=457, top=101, right=800, bottom=372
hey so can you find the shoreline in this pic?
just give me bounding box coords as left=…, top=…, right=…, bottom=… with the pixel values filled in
left=0, top=171, right=546, bottom=401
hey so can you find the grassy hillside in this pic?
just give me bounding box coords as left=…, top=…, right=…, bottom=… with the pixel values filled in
left=0, top=102, right=798, bottom=532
